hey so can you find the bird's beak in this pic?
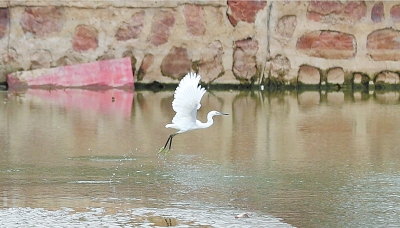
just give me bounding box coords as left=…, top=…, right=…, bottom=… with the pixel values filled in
left=220, top=112, right=229, bottom=115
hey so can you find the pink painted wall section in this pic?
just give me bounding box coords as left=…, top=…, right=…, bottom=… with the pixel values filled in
left=7, top=57, right=134, bottom=89
left=23, top=89, right=134, bottom=118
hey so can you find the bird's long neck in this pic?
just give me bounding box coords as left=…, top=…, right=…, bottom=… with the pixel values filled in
left=196, top=111, right=215, bottom=129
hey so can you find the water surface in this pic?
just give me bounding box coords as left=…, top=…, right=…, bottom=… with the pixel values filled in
left=0, top=89, right=400, bottom=227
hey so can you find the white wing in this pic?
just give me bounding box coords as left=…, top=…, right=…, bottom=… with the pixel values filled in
left=170, top=72, right=206, bottom=129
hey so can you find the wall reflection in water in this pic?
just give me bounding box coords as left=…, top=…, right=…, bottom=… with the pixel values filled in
left=1, top=89, right=400, bottom=227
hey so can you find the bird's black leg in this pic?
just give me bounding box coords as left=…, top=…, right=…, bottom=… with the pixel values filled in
left=163, top=135, right=172, bottom=150
left=168, top=134, right=176, bottom=150
left=158, top=133, right=177, bottom=155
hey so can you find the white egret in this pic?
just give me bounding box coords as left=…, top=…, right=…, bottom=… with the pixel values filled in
left=159, top=72, right=228, bottom=154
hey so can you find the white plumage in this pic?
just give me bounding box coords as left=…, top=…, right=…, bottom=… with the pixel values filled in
left=159, top=72, right=228, bottom=154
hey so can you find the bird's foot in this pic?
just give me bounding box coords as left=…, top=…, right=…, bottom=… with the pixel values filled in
left=158, top=147, right=170, bottom=155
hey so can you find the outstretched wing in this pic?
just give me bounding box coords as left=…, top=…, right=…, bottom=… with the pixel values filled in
left=171, top=72, right=206, bottom=127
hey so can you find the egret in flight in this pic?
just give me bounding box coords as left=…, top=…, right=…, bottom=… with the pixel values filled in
left=159, top=72, right=228, bottom=154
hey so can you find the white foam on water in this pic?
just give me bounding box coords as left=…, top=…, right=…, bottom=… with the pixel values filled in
left=0, top=207, right=295, bottom=228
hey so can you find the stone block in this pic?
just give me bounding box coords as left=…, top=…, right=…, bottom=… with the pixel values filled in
left=367, top=28, right=400, bottom=61
left=198, top=41, right=224, bottom=82
left=227, top=0, right=267, bottom=26
left=7, top=57, right=134, bottom=89
left=115, top=11, right=145, bottom=41
left=148, top=11, right=175, bottom=46
left=0, top=8, right=9, bottom=39
left=390, top=4, right=400, bottom=22
left=72, top=25, right=99, bottom=52
left=375, top=71, right=400, bottom=84
left=161, top=46, right=191, bottom=79
left=327, top=67, right=344, bottom=84
left=371, top=2, right=384, bottom=23
left=307, top=1, right=366, bottom=23
left=183, top=5, right=206, bottom=36
left=298, top=65, right=320, bottom=85
left=296, top=30, right=356, bottom=59
left=137, top=54, right=154, bottom=81
left=20, top=6, right=63, bottom=37
left=233, top=39, right=258, bottom=81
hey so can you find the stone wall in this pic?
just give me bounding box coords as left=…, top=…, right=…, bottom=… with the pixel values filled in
left=1, top=1, right=400, bottom=88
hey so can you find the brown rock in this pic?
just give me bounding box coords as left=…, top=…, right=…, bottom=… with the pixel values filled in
left=371, top=2, right=384, bottom=23
left=326, top=67, right=344, bottom=84
left=233, top=39, right=258, bottom=81
left=367, top=28, right=400, bottom=61
left=183, top=5, right=206, bottom=36
left=298, top=65, right=320, bottom=85
left=161, top=46, right=191, bottom=79
left=390, top=4, right=400, bottom=23
left=115, top=11, right=145, bottom=41
left=375, top=71, right=399, bottom=84
left=0, top=8, right=9, bottom=39
left=227, top=0, right=267, bottom=27
left=30, top=50, right=52, bottom=70
left=148, top=11, right=175, bottom=46
left=20, top=6, right=63, bottom=37
left=276, top=15, right=297, bottom=40
left=72, top=25, right=98, bottom=52
left=296, top=30, right=356, bottom=59
left=198, top=41, right=224, bottom=82
left=307, top=1, right=366, bottom=23
left=137, top=54, right=154, bottom=81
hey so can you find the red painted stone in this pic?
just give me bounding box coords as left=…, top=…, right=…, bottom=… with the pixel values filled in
left=72, top=25, right=98, bottom=52
left=148, top=11, right=175, bottom=46
left=371, top=2, right=384, bottom=23
left=23, top=89, right=134, bottom=117
left=20, top=6, right=63, bottom=37
left=227, top=0, right=267, bottom=27
left=115, top=11, right=145, bottom=41
left=183, top=5, right=206, bottom=36
left=7, top=57, right=134, bottom=89
left=0, top=8, right=9, bottom=39
left=390, top=4, right=400, bottom=22
left=161, top=46, right=191, bottom=79
left=296, top=30, right=356, bottom=59
left=367, top=28, right=400, bottom=61
left=307, top=1, right=366, bottom=23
